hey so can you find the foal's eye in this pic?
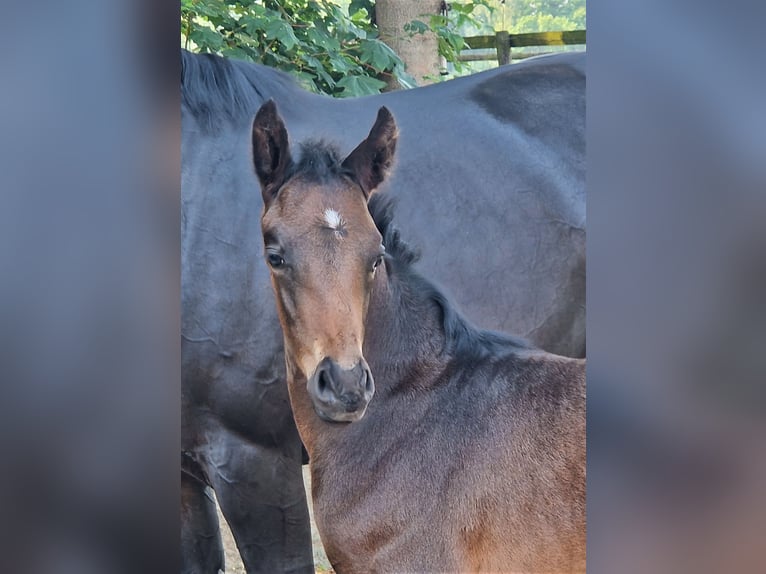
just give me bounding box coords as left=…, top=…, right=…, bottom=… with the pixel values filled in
left=267, top=253, right=285, bottom=269
left=372, top=254, right=384, bottom=272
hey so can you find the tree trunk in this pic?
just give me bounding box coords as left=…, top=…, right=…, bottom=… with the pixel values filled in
left=375, top=0, right=443, bottom=88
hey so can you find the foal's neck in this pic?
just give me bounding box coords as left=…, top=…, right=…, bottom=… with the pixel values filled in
left=362, top=263, right=450, bottom=395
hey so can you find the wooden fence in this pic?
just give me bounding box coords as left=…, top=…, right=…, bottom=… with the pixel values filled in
left=459, top=30, right=586, bottom=65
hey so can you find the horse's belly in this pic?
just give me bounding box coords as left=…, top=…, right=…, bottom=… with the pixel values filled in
left=182, top=338, right=296, bottom=451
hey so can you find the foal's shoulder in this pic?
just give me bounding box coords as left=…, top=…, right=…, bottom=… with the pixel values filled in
left=500, top=348, right=585, bottom=394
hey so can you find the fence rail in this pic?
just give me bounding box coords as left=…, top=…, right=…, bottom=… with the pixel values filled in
left=460, top=30, right=586, bottom=65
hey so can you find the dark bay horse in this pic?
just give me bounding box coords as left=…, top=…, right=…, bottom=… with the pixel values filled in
left=252, top=101, right=586, bottom=573
left=182, top=49, right=584, bottom=572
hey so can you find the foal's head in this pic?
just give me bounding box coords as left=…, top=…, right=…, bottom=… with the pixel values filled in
left=252, top=100, right=398, bottom=423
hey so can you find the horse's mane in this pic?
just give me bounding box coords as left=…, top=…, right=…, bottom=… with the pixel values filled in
left=367, top=194, right=535, bottom=358
left=181, top=49, right=300, bottom=132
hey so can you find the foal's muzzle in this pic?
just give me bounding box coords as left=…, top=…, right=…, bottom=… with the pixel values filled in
left=307, top=357, right=374, bottom=423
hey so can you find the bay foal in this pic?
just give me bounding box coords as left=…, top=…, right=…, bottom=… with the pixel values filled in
left=251, top=100, right=586, bottom=573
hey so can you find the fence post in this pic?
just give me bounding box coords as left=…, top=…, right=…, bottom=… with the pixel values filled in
left=495, top=30, right=510, bottom=65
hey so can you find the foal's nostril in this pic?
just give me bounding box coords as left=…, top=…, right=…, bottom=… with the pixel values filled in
left=309, top=359, right=374, bottom=422
left=317, top=368, right=332, bottom=396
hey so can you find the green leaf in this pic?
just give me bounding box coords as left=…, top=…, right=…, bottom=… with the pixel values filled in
left=190, top=4, right=217, bottom=18
left=222, top=46, right=250, bottom=60
left=241, top=15, right=267, bottom=37
left=302, top=55, right=335, bottom=87
left=189, top=27, right=224, bottom=51
left=264, top=19, right=298, bottom=50
left=329, top=54, right=354, bottom=74
left=337, top=17, right=367, bottom=40
left=307, top=27, right=340, bottom=52
left=349, top=0, right=374, bottom=17
left=336, top=75, right=387, bottom=97
left=359, top=39, right=397, bottom=71
left=393, top=67, right=418, bottom=90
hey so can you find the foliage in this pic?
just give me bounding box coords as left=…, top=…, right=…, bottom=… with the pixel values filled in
left=181, top=0, right=586, bottom=93
left=181, top=0, right=416, bottom=97
left=422, top=0, right=585, bottom=77
left=421, top=0, right=586, bottom=44
left=402, top=0, right=586, bottom=76
left=404, top=1, right=495, bottom=75
left=508, top=0, right=586, bottom=28
left=493, top=0, right=585, bottom=33
left=510, top=12, right=583, bottom=33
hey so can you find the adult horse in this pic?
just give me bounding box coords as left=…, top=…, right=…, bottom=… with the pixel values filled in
left=252, top=101, right=586, bottom=573
left=182, top=49, right=584, bottom=573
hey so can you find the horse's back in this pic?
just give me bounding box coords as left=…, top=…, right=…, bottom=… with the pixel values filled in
left=474, top=351, right=586, bottom=572
left=432, top=350, right=585, bottom=572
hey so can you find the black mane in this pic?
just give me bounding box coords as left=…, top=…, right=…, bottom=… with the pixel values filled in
left=181, top=49, right=300, bottom=132
left=368, top=194, right=534, bottom=358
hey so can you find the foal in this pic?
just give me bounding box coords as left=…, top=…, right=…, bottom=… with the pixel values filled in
left=251, top=100, right=586, bottom=573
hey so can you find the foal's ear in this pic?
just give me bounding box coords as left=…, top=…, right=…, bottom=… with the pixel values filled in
left=342, top=107, right=398, bottom=198
left=252, top=99, right=292, bottom=207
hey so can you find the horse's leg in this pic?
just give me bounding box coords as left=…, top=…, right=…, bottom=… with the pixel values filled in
left=207, top=432, right=314, bottom=574
left=181, top=471, right=225, bottom=574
